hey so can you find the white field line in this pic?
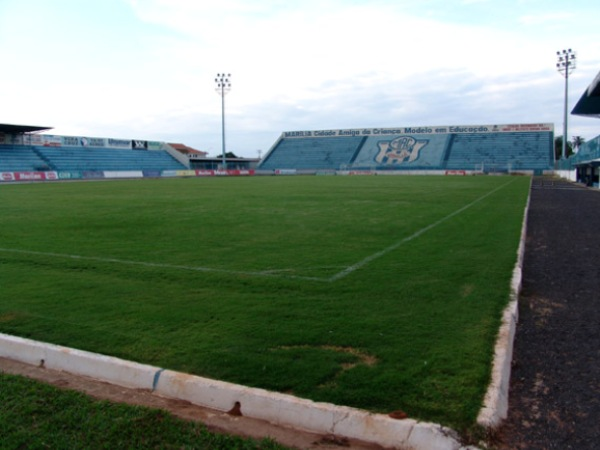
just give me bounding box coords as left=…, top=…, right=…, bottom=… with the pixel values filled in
left=0, top=248, right=326, bottom=282
left=328, top=179, right=517, bottom=281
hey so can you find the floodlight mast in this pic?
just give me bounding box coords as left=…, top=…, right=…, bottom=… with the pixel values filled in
left=556, top=49, right=576, bottom=160
left=215, top=73, right=232, bottom=170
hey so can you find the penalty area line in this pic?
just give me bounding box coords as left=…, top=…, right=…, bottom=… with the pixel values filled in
left=329, top=179, right=517, bottom=282
left=0, top=248, right=327, bottom=282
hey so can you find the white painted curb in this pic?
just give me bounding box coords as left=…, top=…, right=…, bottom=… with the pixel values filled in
left=0, top=332, right=468, bottom=449
left=0, top=333, right=159, bottom=390
left=154, top=369, right=463, bottom=449
left=476, top=179, right=530, bottom=428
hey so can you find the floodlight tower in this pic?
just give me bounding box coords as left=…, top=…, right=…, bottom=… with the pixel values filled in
left=215, top=73, right=232, bottom=169
left=556, top=49, right=576, bottom=160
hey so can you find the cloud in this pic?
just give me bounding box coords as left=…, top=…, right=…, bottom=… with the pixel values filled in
left=2, top=0, right=600, bottom=156
left=518, top=12, right=574, bottom=26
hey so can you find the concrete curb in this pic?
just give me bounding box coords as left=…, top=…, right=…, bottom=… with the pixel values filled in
left=154, top=368, right=464, bottom=449
left=0, top=333, right=159, bottom=390
left=476, top=179, right=530, bottom=428
left=0, top=332, right=469, bottom=449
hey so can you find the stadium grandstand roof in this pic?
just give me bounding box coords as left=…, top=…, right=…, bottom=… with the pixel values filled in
left=572, top=69, right=600, bottom=118
left=169, top=142, right=208, bottom=156
left=0, top=123, right=52, bottom=134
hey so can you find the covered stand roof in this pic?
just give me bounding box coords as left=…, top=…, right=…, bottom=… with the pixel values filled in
left=0, top=124, right=52, bottom=134
left=572, top=70, right=600, bottom=118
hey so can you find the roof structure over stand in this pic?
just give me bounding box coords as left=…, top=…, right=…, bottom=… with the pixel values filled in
left=0, top=124, right=53, bottom=134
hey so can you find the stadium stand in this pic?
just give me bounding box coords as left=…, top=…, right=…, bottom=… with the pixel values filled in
left=0, top=145, right=50, bottom=172
left=1, top=122, right=555, bottom=178
left=259, top=124, right=554, bottom=173
left=260, top=136, right=365, bottom=170
left=34, top=146, right=185, bottom=172
left=0, top=124, right=188, bottom=176
left=445, top=132, right=553, bottom=172
left=558, top=68, right=600, bottom=186
left=0, top=144, right=186, bottom=173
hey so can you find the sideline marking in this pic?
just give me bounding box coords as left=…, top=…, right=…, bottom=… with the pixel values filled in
left=328, top=179, right=517, bottom=281
left=0, top=248, right=326, bottom=282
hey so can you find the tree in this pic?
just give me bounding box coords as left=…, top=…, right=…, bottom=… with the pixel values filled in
left=213, top=151, right=238, bottom=159
left=572, top=136, right=585, bottom=154
left=554, top=136, right=574, bottom=160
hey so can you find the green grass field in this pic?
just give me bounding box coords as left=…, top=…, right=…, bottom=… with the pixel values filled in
left=0, top=175, right=530, bottom=431
left=0, top=372, right=287, bottom=449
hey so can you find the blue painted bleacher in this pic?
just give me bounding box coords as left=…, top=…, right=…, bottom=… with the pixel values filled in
left=259, top=129, right=553, bottom=172
left=34, top=146, right=186, bottom=172
left=259, top=136, right=364, bottom=170
left=1, top=145, right=186, bottom=172
left=0, top=146, right=50, bottom=172
left=445, top=132, right=553, bottom=172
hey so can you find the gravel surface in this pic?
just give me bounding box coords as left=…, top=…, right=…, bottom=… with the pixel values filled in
left=495, top=177, right=600, bottom=449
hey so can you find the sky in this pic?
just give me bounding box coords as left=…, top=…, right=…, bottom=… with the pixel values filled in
left=1, top=0, right=599, bottom=158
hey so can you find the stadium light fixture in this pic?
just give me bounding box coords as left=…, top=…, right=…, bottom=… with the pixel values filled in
left=215, top=73, right=232, bottom=169
left=556, top=49, right=576, bottom=160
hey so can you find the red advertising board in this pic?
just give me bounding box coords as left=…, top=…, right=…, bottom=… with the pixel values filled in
left=0, top=172, right=59, bottom=182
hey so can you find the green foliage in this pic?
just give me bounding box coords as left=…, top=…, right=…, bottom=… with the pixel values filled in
left=0, top=373, right=286, bottom=449
left=0, top=175, right=530, bottom=430
left=212, top=151, right=238, bottom=158
left=572, top=135, right=585, bottom=153
left=554, top=135, right=574, bottom=160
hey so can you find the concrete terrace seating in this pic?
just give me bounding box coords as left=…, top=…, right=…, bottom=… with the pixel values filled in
left=259, top=136, right=364, bottom=170
left=259, top=130, right=553, bottom=172
left=445, top=132, right=553, bottom=172
left=34, top=146, right=186, bottom=172
left=0, top=146, right=50, bottom=172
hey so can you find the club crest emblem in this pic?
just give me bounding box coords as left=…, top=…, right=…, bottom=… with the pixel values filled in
left=375, top=136, right=428, bottom=164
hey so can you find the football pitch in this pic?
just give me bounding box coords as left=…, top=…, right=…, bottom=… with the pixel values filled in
left=0, top=175, right=530, bottom=430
